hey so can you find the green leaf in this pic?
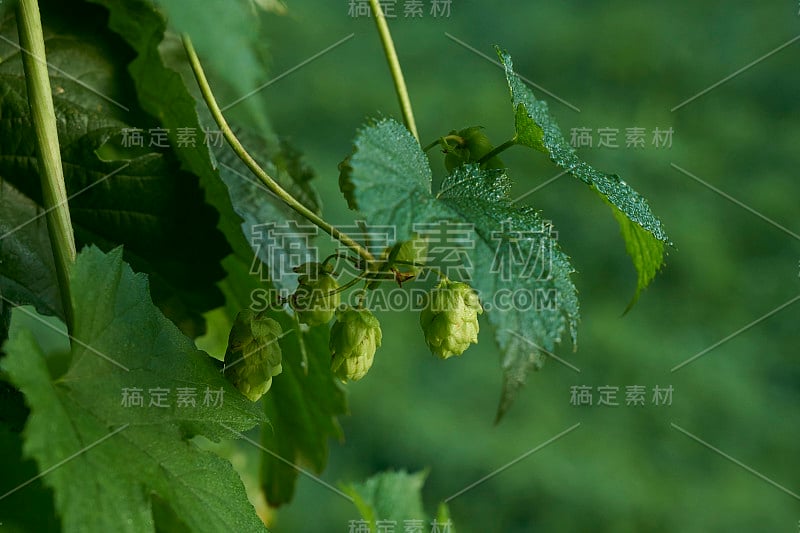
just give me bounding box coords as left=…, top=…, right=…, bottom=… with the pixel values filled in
left=497, top=48, right=669, bottom=309
left=607, top=200, right=666, bottom=312
left=94, top=0, right=321, bottom=291
left=344, top=119, right=579, bottom=421
left=343, top=118, right=433, bottom=226
left=0, top=4, right=230, bottom=337
left=342, top=470, right=428, bottom=529
left=0, top=181, right=62, bottom=341
left=152, top=0, right=272, bottom=134
left=437, top=166, right=579, bottom=420
left=435, top=502, right=456, bottom=533
left=89, top=0, right=253, bottom=260
left=1, top=246, right=267, bottom=532
left=513, top=103, right=546, bottom=151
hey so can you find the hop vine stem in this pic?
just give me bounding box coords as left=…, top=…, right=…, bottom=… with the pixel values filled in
left=477, top=137, right=517, bottom=165
left=368, top=0, right=419, bottom=141
left=182, top=35, right=375, bottom=266
left=16, top=0, right=76, bottom=331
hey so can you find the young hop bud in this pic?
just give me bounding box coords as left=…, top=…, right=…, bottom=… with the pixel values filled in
left=420, top=279, right=483, bottom=359
left=444, top=126, right=504, bottom=173
left=367, top=236, right=428, bottom=288
left=329, top=307, right=382, bottom=381
left=224, top=310, right=283, bottom=401
left=386, top=237, right=427, bottom=278
left=291, top=269, right=341, bottom=326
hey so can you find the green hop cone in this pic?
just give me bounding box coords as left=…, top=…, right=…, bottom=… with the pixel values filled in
left=292, top=270, right=341, bottom=326
left=329, top=307, right=382, bottom=381
left=420, top=279, right=483, bottom=359
left=223, top=309, right=283, bottom=401
left=444, top=126, right=505, bottom=173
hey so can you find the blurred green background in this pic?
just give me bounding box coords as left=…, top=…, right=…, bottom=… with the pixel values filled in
left=217, top=1, right=799, bottom=531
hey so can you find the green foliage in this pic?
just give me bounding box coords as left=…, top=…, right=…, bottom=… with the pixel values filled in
left=342, top=118, right=579, bottom=419
left=497, top=48, right=669, bottom=308
left=151, top=0, right=271, bottom=133
left=0, top=4, right=229, bottom=337
left=0, top=425, right=60, bottom=531
left=0, top=1, right=684, bottom=529
left=512, top=103, right=546, bottom=151
left=90, top=0, right=253, bottom=262
left=0, top=181, right=63, bottom=336
left=1, top=246, right=266, bottom=532
left=343, top=470, right=428, bottom=530
left=216, top=133, right=321, bottom=293
left=342, top=469, right=457, bottom=533
left=81, top=3, right=347, bottom=507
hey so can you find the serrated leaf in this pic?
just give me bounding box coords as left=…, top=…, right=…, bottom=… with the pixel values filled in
left=437, top=166, right=579, bottom=421
left=342, top=470, right=428, bottom=529
left=344, top=119, right=579, bottom=421
left=498, top=47, right=669, bottom=308
left=1, top=246, right=267, bottom=533
left=513, top=103, right=546, bottom=151
left=344, top=119, right=433, bottom=231
left=94, top=0, right=321, bottom=292
left=0, top=5, right=230, bottom=337
left=89, top=0, right=252, bottom=260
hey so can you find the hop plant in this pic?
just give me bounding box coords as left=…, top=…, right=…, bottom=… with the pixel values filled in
left=291, top=262, right=340, bottom=326
left=223, top=309, right=283, bottom=401
left=329, top=306, right=382, bottom=381
left=420, top=279, right=483, bottom=359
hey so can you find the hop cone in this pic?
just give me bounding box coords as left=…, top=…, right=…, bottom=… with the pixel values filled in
left=224, top=309, right=283, bottom=401
left=329, top=307, right=382, bottom=381
left=420, top=279, right=482, bottom=359
left=292, top=269, right=340, bottom=326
